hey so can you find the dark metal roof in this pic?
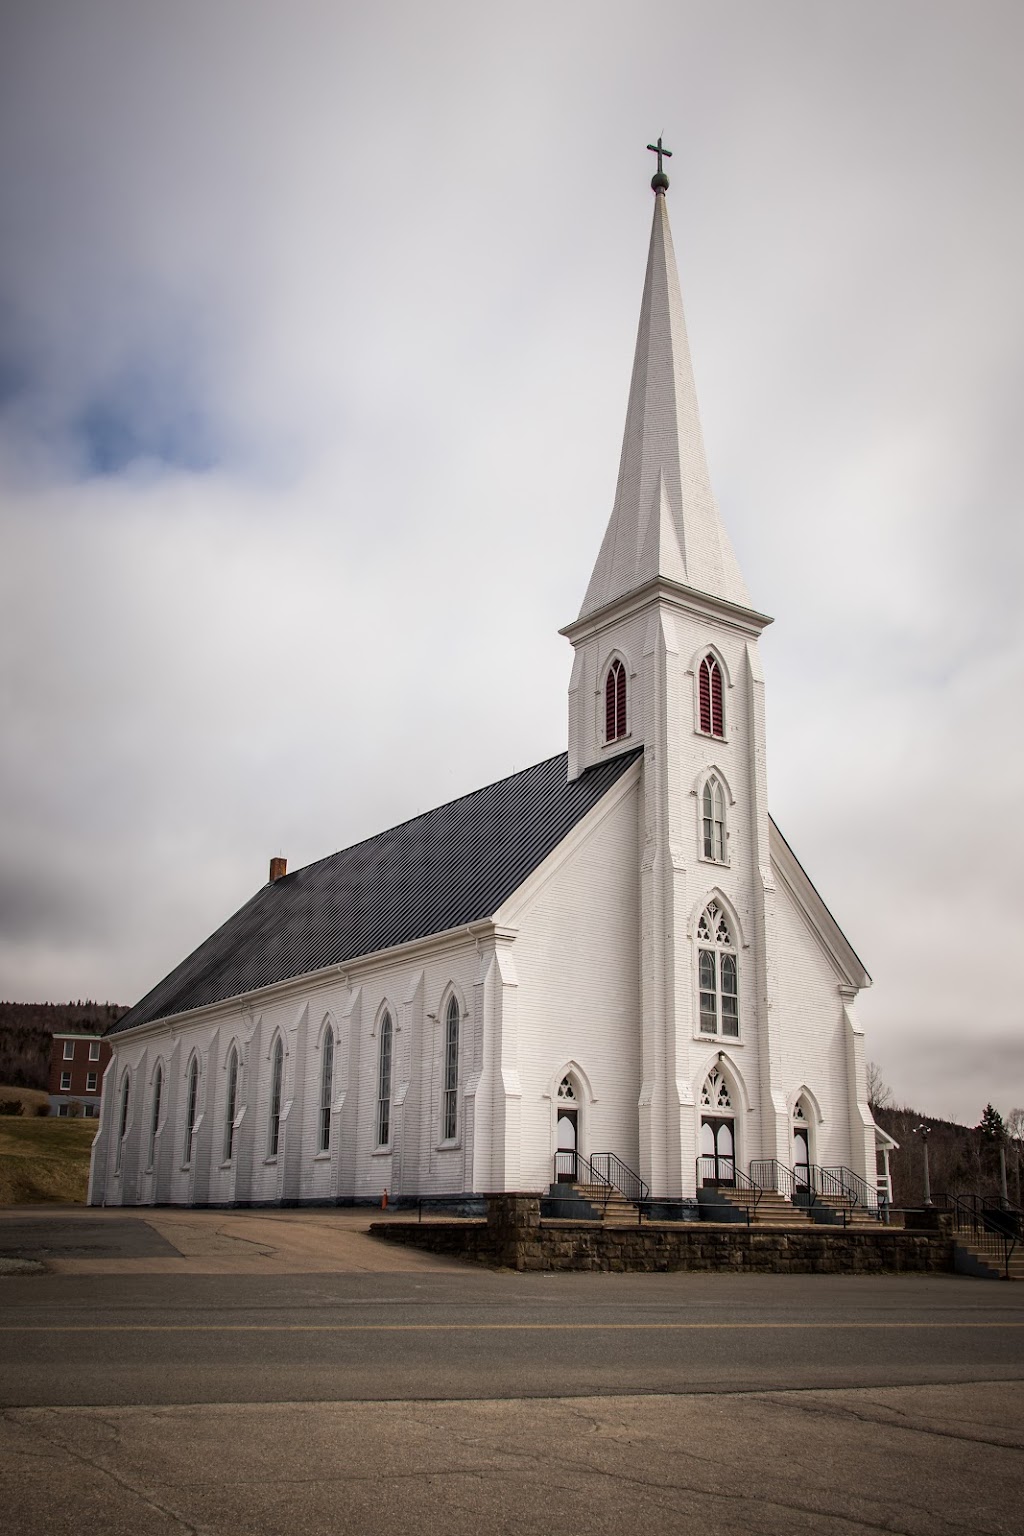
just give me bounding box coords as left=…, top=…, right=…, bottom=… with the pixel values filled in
left=109, top=749, right=642, bottom=1035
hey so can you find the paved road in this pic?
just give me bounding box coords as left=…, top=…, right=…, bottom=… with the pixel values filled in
left=2, top=1269, right=1024, bottom=1406
left=1, top=1209, right=1022, bottom=1533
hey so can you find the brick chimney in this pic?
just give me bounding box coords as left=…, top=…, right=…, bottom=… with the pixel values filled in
left=269, top=857, right=287, bottom=883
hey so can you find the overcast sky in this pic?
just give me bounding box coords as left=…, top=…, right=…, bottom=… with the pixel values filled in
left=1, top=1, right=1021, bottom=1126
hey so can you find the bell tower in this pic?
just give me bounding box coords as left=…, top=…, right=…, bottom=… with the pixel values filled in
left=561, top=147, right=787, bottom=1198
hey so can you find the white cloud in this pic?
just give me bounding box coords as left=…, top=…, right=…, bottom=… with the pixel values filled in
left=1, top=0, right=1022, bottom=1123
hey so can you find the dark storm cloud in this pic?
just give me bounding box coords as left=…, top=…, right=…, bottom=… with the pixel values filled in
left=1, top=1, right=1022, bottom=1122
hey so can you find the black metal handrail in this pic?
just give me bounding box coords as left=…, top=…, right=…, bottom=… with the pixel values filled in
left=818, top=1164, right=881, bottom=1216
left=981, top=1194, right=1023, bottom=1239
left=695, top=1157, right=763, bottom=1217
left=552, top=1150, right=614, bottom=1211
left=589, top=1151, right=650, bottom=1204
left=950, top=1192, right=1018, bottom=1279
left=749, top=1158, right=815, bottom=1206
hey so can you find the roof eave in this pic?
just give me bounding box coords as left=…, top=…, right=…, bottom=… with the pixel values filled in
left=561, top=575, right=772, bottom=644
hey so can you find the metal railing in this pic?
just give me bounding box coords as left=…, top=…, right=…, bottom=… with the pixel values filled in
left=950, top=1192, right=1019, bottom=1279
left=749, top=1158, right=813, bottom=1205
left=696, top=1157, right=763, bottom=1221
left=819, top=1164, right=881, bottom=1216
left=552, top=1151, right=614, bottom=1212
left=589, top=1151, right=650, bottom=1204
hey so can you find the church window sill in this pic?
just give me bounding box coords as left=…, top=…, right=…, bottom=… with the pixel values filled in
left=263, top=1156, right=278, bottom=1166
left=371, top=1145, right=392, bottom=1157
left=436, top=1139, right=462, bottom=1152
left=313, top=1150, right=331, bottom=1162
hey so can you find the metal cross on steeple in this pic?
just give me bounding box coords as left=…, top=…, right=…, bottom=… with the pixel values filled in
left=647, top=136, right=672, bottom=192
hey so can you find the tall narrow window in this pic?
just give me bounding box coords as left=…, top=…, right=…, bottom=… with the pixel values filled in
left=442, top=995, right=460, bottom=1141
left=115, top=1073, right=130, bottom=1173
left=698, top=654, right=724, bottom=737
left=376, top=1011, right=392, bottom=1148
left=701, top=776, right=726, bottom=861
left=224, top=1048, right=239, bottom=1162
left=183, top=1056, right=199, bottom=1165
left=268, top=1038, right=283, bottom=1157
left=696, top=900, right=739, bottom=1037
left=604, top=659, right=627, bottom=742
left=319, top=1027, right=334, bottom=1153
left=148, top=1064, right=162, bottom=1169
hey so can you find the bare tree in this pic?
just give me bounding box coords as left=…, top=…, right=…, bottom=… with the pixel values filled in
left=865, top=1060, right=893, bottom=1111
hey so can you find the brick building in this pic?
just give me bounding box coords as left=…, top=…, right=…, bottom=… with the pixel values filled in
left=49, top=1033, right=112, bottom=1118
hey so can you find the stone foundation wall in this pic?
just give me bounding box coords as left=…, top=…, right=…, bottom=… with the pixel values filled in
left=370, top=1195, right=954, bottom=1274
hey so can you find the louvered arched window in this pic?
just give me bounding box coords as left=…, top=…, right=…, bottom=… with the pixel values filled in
left=698, top=654, right=724, bottom=737
left=701, top=776, right=726, bottom=862
left=376, top=1011, right=393, bottom=1148
left=442, top=994, right=460, bottom=1142
left=183, top=1056, right=199, bottom=1165
left=604, top=658, right=627, bottom=742
left=697, top=900, right=739, bottom=1037
left=319, top=1027, right=334, bottom=1153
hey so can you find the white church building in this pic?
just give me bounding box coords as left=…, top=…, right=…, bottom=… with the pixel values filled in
left=90, top=156, right=882, bottom=1213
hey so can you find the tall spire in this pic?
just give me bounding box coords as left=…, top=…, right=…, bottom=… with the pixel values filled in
left=579, top=164, right=750, bottom=618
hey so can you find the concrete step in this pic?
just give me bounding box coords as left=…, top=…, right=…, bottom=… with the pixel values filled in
left=955, top=1237, right=1023, bottom=1280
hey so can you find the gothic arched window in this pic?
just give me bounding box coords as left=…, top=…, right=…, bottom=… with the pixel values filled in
left=115, top=1071, right=130, bottom=1174
left=702, top=775, right=726, bottom=862
left=697, top=900, right=739, bottom=1037
left=148, top=1063, right=163, bottom=1170
left=268, top=1037, right=284, bottom=1157
left=376, top=1011, right=393, bottom=1148
left=604, top=659, right=627, bottom=742
left=698, top=654, right=724, bottom=737
left=700, top=1067, right=733, bottom=1112
left=319, top=1027, right=334, bottom=1154
left=442, top=995, right=460, bottom=1141
left=183, top=1056, right=199, bottom=1165
left=224, top=1048, right=239, bottom=1162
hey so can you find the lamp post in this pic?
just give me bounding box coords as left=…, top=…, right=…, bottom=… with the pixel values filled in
left=998, top=1141, right=1009, bottom=1208
left=913, top=1124, right=933, bottom=1207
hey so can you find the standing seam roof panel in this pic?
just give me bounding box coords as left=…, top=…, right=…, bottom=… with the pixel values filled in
left=109, top=748, right=642, bottom=1035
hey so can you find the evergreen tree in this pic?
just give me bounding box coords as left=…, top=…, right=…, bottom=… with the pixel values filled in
left=977, top=1103, right=1005, bottom=1143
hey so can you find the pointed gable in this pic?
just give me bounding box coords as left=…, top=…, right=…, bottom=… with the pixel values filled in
left=580, top=188, right=750, bottom=617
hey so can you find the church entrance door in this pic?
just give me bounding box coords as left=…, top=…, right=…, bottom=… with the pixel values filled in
left=699, top=1116, right=735, bottom=1186
left=793, top=1126, right=810, bottom=1193
left=555, top=1106, right=578, bottom=1182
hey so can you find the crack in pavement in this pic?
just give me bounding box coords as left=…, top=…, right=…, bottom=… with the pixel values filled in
left=3, top=1408, right=202, bottom=1536
left=758, top=1389, right=1024, bottom=1454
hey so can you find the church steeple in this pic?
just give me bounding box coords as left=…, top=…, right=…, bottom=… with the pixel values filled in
left=579, top=165, right=750, bottom=618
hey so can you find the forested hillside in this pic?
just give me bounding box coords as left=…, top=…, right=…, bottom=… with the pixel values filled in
left=873, top=1101, right=1024, bottom=1208
left=0, top=1001, right=127, bottom=1092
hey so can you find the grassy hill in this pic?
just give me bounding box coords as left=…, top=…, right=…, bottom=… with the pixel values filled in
left=0, top=1115, right=98, bottom=1204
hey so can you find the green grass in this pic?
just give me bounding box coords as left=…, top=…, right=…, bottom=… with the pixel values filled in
left=0, top=1114, right=98, bottom=1204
